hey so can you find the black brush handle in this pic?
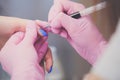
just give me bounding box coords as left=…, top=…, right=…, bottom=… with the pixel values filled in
left=70, top=11, right=81, bottom=19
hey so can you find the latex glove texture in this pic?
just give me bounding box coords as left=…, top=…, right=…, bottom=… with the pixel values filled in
left=0, top=21, right=48, bottom=80
left=48, top=0, right=107, bottom=64
left=0, top=17, right=53, bottom=73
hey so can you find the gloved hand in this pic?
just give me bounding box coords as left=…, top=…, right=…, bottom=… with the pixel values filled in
left=0, top=21, right=48, bottom=80
left=0, top=16, right=29, bottom=49
left=0, top=17, right=53, bottom=73
left=48, top=0, right=107, bottom=64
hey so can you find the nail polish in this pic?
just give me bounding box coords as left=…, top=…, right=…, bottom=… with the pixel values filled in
left=39, top=29, right=48, bottom=36
left=48, top=66, right=52, bottom=73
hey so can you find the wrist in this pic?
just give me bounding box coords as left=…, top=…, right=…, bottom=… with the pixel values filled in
left=88, top=40, right=107, bottom=65
left=0, top=16, right=29, bottom=37
left=11, top=63, right=44, bottom=80
left=72, top=39, right=107, bottom=65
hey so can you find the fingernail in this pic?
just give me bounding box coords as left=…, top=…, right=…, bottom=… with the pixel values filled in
left=39, top=29, right=48, bottom=36
left=48, top=66, right=52, bottom=73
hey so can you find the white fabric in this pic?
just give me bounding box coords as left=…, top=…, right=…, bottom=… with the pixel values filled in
left=91, top=19, right=120, bottom=80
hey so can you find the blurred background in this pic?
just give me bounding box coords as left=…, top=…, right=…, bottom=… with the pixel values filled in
left=0, top=0, right=114, bottom=80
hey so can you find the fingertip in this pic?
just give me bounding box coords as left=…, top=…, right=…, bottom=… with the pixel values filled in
left=35, top=20, right=44, bottom=26
left=48, top=3, right=62, bottom=23
left=45, top=58, right=53, bottom=73
left=48, top=66, right=53, bottom=73
left=50, top=12, right=69, bottom=34
left=44, top=48, right=53, bottom=73
left=35, top=20, right=50, bottom=29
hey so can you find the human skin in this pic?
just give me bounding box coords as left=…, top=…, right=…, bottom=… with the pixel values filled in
left=0, top=21, right=47, bottom=80
left=0, top=16, right=53, bottom=72
left=0, top=16, right=29, bottom=49
left=0, top=16, right=28, bottom=37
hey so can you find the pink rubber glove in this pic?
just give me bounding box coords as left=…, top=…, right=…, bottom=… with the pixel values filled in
left=0, top=21, right=48, bottom=80
left=48, top=0, right=107, bottom=64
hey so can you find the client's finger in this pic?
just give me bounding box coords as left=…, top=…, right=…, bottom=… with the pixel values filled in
left=44, top=47, right=53, bottom=73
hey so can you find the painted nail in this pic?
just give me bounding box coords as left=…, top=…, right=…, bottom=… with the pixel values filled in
left=39, top=29, right=48, bottom=36
left=48, top=66, right=52, bottom=73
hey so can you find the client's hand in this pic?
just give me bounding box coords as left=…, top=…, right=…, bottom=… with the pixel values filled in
left=0, top=21, right=48, bottom=80
left=0, top=17, right=53, bottom=73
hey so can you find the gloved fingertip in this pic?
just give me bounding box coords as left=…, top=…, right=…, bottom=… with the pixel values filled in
left=14, top=32, right=24, bottom=39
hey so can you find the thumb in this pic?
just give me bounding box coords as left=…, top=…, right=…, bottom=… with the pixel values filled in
left=48, top=3, right=62, bottom=22
left=49, top=0, right=85, bottom=22
left=50, top=12, right=74, bottom=34
left=22, top=21, right=37, bottom=44
left=5, top=32, right=24, bottom=46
